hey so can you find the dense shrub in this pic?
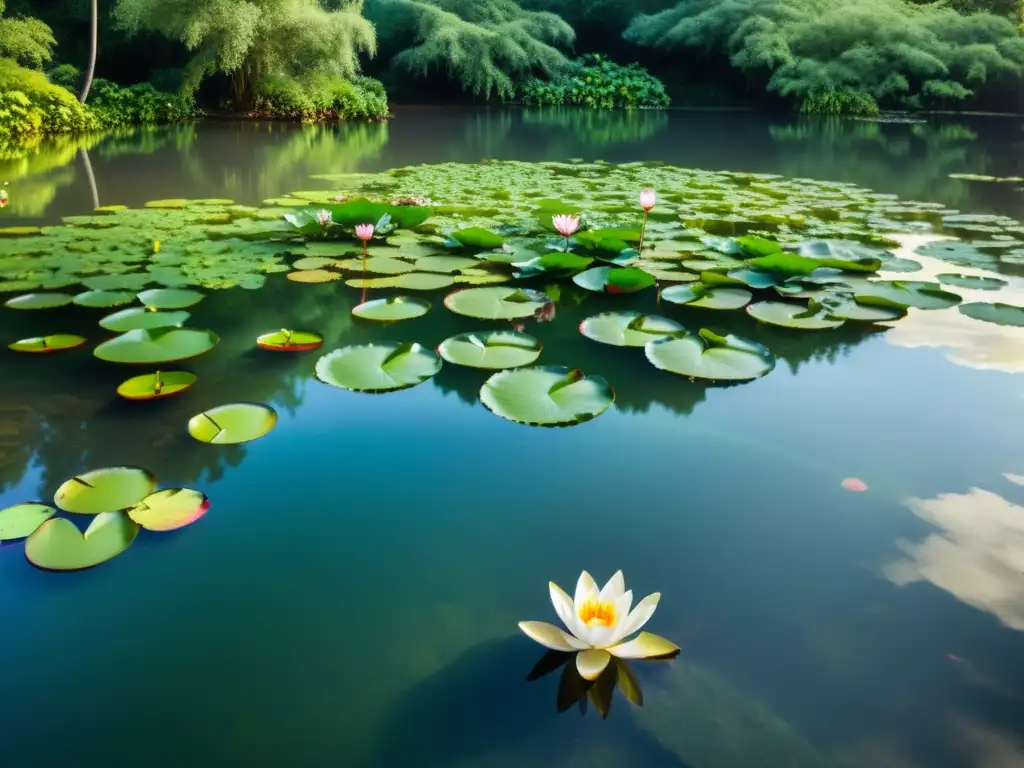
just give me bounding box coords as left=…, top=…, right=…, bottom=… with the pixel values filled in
left=88, top=79, right=200, bottom=127
left=0, top=0, right=55, bottom=70
left=0, top=59, right=95, bottom=139
left=518, top=54, right=669, bottom=108
left=800, top=91, right=880, bottom=116
left=251, top=73, right=389, bottom=120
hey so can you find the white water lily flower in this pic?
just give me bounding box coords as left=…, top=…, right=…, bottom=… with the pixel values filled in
left=519, top=570, right=679, bottom=681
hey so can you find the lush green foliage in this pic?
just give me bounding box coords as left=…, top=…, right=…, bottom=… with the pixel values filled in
left=252, top=73, right=388, bottom=120
left=0, top=0, right=56, bottom=69
left=519, top=54, right=669, bottom=108
left=369, top=0, right=574, bottom=98
left=89, top=79, right=201, bottom=126
left=624, top=0, right=1024, bottom=112
left=799, top=91, right=880, bottom=116
left=0, top=59, right=95, bottom=139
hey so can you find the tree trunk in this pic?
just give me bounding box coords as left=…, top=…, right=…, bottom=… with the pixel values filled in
left=78, top=0, right=98, bottom=103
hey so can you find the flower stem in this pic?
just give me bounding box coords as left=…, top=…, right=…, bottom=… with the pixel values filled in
left=565, top=235, right=570, bottom=252
left=362, top=241, right=368, bottom=273
left=638, top=210, right=649, bottom=253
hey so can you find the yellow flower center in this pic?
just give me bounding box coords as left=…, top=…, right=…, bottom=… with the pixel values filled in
left=578, top=600, right=617, bottom=628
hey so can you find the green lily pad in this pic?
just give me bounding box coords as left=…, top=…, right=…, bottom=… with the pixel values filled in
left=748, top=252, right=881, bottom=275
left=323, top=197, right=431, bottom=229
left=444, top=287, right=551, bottom=320
left=479, top=366, right=615, bottom=427
left=660, top=284, right=752, bottom=310
left=853, top=280, right=961, bottom=310
left=936, top=273, right=1007, bottom=290
left=4, top=292, right=74, bottom=310
left=256, top=329, right=324, bottom=352
left=335, top=256, right=417, bottom=275
left=137, top=288, right=205, bottom=310
left=513, top=252, right=595, bottom=277
left=188, top=403, right=278, bottom=444
left=574, top=228, right=641, bottom=253
left=746, top=301, right=845, bottom=330
left=0, top=502, right=57, bottom=542
left=819, top=297, right=905, bottom=323
left=94, top=328, right=219, bottom=364
left=580, top=312, right=685, bottom=347
left=8, top=335, right=87, bottom=353
left=735, top=235, right=783, bottom=258
left=0, top=226, right=43, bottom=237
left=645, top=329, right=775, bottom=381
left=572, top=266, right=656, bottom=294
left=116, top=370, right=197, bottom=400
left=450, top=227, right=505, bottom=249
left=82, top=274, right=151, bottom=292
left=413, top=255, right=480, bottom=273
left=958, top=302, right=1024, bottom=327
left=315, top=342, right=442, bottom=393
left=127, top=488, right=210, bottom=531
left=25, top=512, right=140, bottom=571
left=99, top=307, right=190, bottom=332
left=288, top=269, right=340, bottom=283
left=353, top=296, right=431, bottom=322
left=54, top=466, right=158, bottom=515
left=345, top=272, right=454, bottom=291
left=438, top=330, right=542, bottom=369
left=73, top=290, right=137, bottom=308
left=292, top=256, right=337, bottom=270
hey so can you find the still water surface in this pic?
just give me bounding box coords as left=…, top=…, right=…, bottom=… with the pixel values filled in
left=1, top=109, right=1023, bottom=767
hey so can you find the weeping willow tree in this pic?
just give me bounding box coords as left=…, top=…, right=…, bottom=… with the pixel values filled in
left=0, top=0, right=56, bottom=69
left=112, top=0, right=377, bottom=109
left=368, top=0, right=574, bottom=98
left=625, top=0, right=1024, bottom=112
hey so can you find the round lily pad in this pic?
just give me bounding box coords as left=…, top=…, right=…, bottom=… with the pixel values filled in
left=137, top=288, right=205, bottom=310
left=188, top=403, right=278, bottom=444
left=4, top=292, right=74, bottom=310
left=25, top=512, right=140, bottom=571
left=8, top=335, right=87, bottom=353
left=746, top=301, right=845, bottom=330
left=99, top=307, right=190, bottom=332
left=820, top=297, right=905, bottom=323
left=116, top=370, right=197, bottom=400
left=127, top=488, right=210, bottom=531
left=444, top=287, right=551, bottom=320
left=853, top=280, right=961, bottom=310
left=0, top=502, right=57, bottom=542
left=292, top=256, right=336, bottom=270
left=54, top=466, right=158, bottom=515
left=256, top=329, right=324, bottom=352
left=352, top=296, right=431, bottom=322
left=94, top=328, right=219, bottom=364
left=936, top=273, right=1007, bottom=290
left=315, top=342, right=442, bottom=393
left=335, top=256, right=417, bottom=275
left=414, top=255, right=479, bottom=273
left=660, top=284, right=752, bottom=310
left=345, top=272, right=455, bottom=291
left=572, top=266, right=656, bottom=294
left=958, top=302, right=1024, bottom=327
left=579, top=312, right=684, bottom=347
left=479, top=366, right=615, bottom=427
left=438, top=330, right=542, bottom=369
left=645, top=329, right=775, bottom=382
left=73, top=290, right=137, bottom=308
left=288, top=269, right=339, bottom=283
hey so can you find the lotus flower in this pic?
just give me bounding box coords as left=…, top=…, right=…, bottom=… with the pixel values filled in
left=316, top=209, right=332, bottom=227
left=519, top=570, right=678, bottom=681
left=534, top=301, right=556, bottom=323
left=552, top=214, right=581, bottom=238
left=640, top=187, right=656, bottom=212
left=355, top=223, right=374, bottom=241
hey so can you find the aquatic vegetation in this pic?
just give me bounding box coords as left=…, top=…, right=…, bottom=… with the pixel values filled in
left=646, top=330, right=776, bottom=382
left=116, top=370, right=198, bottom=400
left=315, top=342, right=442, bottom=392
left=94, top=327, right=220, bottom=364
left=25, top=512, right=139, bottom=571
left=187, top=403, right=278, bottom=444
left=352, top=296, right=431, bottom=321
left=127, top=488, right=210, bottom=531
left=519, top=570, right=679, bottom=680
left=579, top=311, right=683, bottom=347
left=0, top=502, right=56, bottom=542
left=5, top=292, right=74, bottom=309
left=54, top=466, right=157, bottom=514
left=481, top=366, right=615, bottom=426
left=256, top=329, right=324, bottom=352
left=8, top=334, right=87, bottom=353
left=437, top=330, right=542, bottom=369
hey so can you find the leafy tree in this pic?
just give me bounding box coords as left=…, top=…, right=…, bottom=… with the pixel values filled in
left=0, top=0, right=57, bottom=69
left=368, top=0, right=574, bottom=98
left=112, top=0, right=378, bottom=109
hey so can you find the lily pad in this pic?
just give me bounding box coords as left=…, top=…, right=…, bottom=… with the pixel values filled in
left=73, top=290, right=137, bottom=308
left=513, top=252, right=594, bottom=277
left=580, top=312, right=685, bottom=347
left=444, top=287, right=551, bottom=320
left=82, top=274, right=151, bottom=292
left=450, top=227, right=505, bottom=249
left=660, top=284, right=752, bottom=310
left=345, top=272, right=454, bottom=291
left=54, top=466, right=158, bottom=514
left=572, top=266, right=656, bottom=294
left=352, top=296, right=431, bottom=322
left=334, top=256, right=417, bottom=275
left=645, top=329, right=775, bottom=381
left=0, top=502, right=57, bottom=542
left=4, top=292, right=74, bottom=310
left=188, top=403, right=278, bottom=444
left=99, top=307, right=190, bottom=332
left=315, top=342, right=442, bottom=393
left=256, top=329, right=324, bottom=352
left=127, top=489, right=210, bottom=531
left=853, top=280, right=961, bottom=310
left=288, top=269, right=340, bottom=283
left=116, top=370, right=197, bottom=400
left=438, top=330, right=542, bottom=369
left=137, top=288, right=205, bottom=310
left=8, top=335, right=87, bottom=353
left=958, top=302, right=1024, bottom=327
left=479, top=366, right=615, bottom=427
left=413, top=255, right=479, bottom=273
left=25, top=512, right=140, bottom=571
left=746, top=301, right=845, bottom=330
left=292, top=256, right=337, bottom=270
left=94, top=328, right=219, bottom=364
left=936, top=273, right=1007, bottom=290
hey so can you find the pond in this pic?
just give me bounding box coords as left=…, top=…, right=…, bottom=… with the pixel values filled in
left=1, top=108, right=1023, bottom=767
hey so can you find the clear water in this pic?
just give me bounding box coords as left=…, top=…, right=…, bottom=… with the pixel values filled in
left=1, top=109, right=1024, bottom=767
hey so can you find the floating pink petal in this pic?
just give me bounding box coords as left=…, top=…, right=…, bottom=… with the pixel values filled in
left=841, top=477, right=868, bottom=492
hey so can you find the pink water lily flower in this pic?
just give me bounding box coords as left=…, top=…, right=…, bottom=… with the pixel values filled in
left=316, top=209, right=332, bottom=227
left=355, top=223, right=374, bottom=241
left=640, top=187, right=656, bottom=212
left=552, top=214, right=581, bottom=238
left=519, top=570, right=679, bottom=681
left=841, top=477, right=868, bottom=492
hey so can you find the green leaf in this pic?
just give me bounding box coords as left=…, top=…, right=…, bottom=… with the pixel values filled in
left=514, top=252, right=594, bottom=276
left=936, top=273, right=1007, bottom=290
left=580, top=311, right=684, bottom=347
left=137, top=288, right=205, bottom=310
left=660, top=283, right=752, bottom=310
left=256, top=330, right=324, bottom=352
left=958, top=302, right=1024, bottom=327
left=54, top=466, right=158, bottom=515
left=445, top=287, right=551, bottom=319
left=325, top=198, right=431, bottom=229
left=574, top=228, right=642, bottom=253
left=450, top=227, right=506, bottom=250
left=73, top=290, right=137, bottom=308
left=479, top=366, right=615, bottom=426
left=413, top=255, right=480, bottom=273
left=127, top=489, right=210, bottom=531
left=853, top=280, right=961, bottom=310
left=746, top=301, right=845, bottom=330
left=438, top=331, right=542, bottom=370
left=572, top=266, right=656, bottom=294
left=735, top=235, right=783, bottom=258
left=187, top=403, right=278, bottom=445
left=645, top=330, right=775, bottom=381
left=4, top=292, right=74, bottom=310
left=99, top=308, right=190, bottom=332
left=25, top=512, right=140, bottom=572
left=0, top=503, right=57, bottom=542
left=315, top=342, right=442, bottom=393
left=352, top=296, right=431, bottom=322
left=8, top=335, right=87, bottom=353
left=345, top=272, right=454, bottom=291
left=116, top=371, right=197, bottom=400
left=94, top=328, right=219, bottom=364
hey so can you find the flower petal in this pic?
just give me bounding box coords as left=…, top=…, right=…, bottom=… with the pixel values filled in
left=576, top=649, right=611, bottom=681
left=549, top=581, right=585, bottom=640
left=609, top=592, right=660, bottom=645
left=574, top=570, right=599, bottom=611
left=600, top=570, right=626, bottom=601
left=607, top=631, right=679, bottom=659
left=519, top=621, right=589, bottom=651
